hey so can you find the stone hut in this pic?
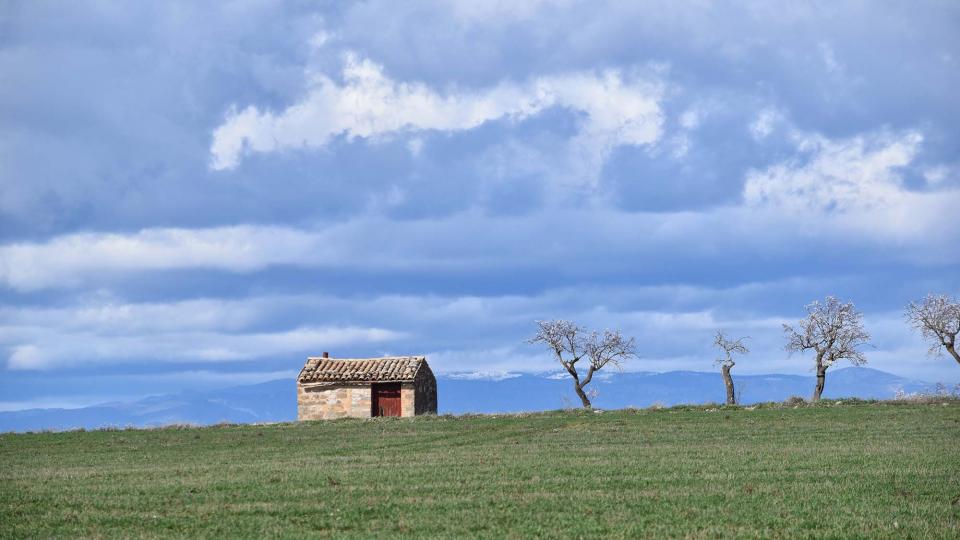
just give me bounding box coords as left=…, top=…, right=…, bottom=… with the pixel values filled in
left=297, top=353, right=438, bottom=420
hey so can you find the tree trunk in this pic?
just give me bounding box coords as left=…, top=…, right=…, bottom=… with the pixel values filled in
left=946, top=343, right=960, bottom=366
left=812, top=364, right=827, bottom=402
left=573, top=383, right=592, bottom=408
left=564, top=366, right=592, bottom=408
left=721, top=364, right=736, bottom=405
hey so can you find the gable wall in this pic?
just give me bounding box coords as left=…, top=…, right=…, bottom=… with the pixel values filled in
left=413, top=366, right=438, bottom=415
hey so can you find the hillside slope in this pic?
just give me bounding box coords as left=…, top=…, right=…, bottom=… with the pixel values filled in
left=1, top=402, right=958, bottom=537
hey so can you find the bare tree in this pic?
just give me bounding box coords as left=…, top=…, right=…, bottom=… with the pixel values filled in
left=783, top=296, right=870, bottom=402
left=713, top=331, right=749, bottom=405
left=905, top=293, right=960, bottom=366
left=528, top=320, right=637, bottom=408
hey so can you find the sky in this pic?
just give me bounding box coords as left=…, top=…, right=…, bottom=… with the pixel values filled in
left=1, top=1, right=959, bottom=411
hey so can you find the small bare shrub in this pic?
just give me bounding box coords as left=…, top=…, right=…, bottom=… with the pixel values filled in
left=894, top=383, right=960, bottom=403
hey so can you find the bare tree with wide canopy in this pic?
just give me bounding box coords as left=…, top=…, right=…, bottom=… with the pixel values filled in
left=905, top=293, right=960, bottom=366
left=528, top=320, right=637, bottom=408
left=713, top=330, right=749, bottom=405
left=783, top=296, right=870, bottom=402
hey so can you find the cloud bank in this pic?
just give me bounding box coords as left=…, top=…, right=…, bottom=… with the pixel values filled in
left=210, top=53, right=664, bottom=187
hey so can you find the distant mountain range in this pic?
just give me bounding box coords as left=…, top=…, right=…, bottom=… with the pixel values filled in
left=0, top=367, right=938, bottom=433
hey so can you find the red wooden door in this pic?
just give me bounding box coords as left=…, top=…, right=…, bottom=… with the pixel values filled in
left=372, top=383, right=401, bottom=417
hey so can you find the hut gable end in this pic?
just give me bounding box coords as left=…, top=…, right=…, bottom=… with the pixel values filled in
left=296, top=356, right=437, bottom=420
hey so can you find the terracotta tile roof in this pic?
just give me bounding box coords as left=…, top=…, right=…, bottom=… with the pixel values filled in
left=298, top=356, right=427, bottom=383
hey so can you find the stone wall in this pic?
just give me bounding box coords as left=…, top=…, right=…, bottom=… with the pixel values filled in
left=414, top=367, right=438, bottom=415
left=297, top=369, right=438, bottom=420
left=297, top=383, right=372, bottom=420
left=400, top=384, right=416, bottom=417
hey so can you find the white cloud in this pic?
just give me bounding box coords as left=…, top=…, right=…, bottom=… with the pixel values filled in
left=0, top=225, right=328, bottom=291
left=5, top=325, right=404, bottom=370
left=3, top=184, right=960, bottom=294
left=818, top=42, right=844, bottom=74
left=923, top=165, right=949, bottom=186
left=666, top=104, right=712, bottom=159
left=744, top=130, right=922, bottom=212
left=678, top=109, right=700, bottom=130
left=406, top=137, right=424, bottom=157
left=309, top=30, right=332, bottom=49
left=210, top=52, right=664, bottom=186
left=1, top=297, right=407, bottom=370
left=8, top=345, right=44, bottom=371
left=669, top=134, right=691, bottom=159
left=448, top=0, right=572, bottom=22
left=0, top=298, right=258, bottom=333
left=749, top=108, right=782, bottom=140
left=741, top=129, right=960, bottom=243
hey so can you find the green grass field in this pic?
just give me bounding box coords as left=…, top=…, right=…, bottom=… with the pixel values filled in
left=2, top=401, right=959, bottom=538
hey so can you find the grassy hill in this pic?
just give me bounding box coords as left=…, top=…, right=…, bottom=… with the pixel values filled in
left=2, top=401, right=959, bottom=538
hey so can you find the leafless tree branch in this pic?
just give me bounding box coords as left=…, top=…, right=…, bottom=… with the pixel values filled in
left=714, top=330, right=749, bottom=368
left=528, top=320, right=637, bottom=408
left=905, top=293, right=960, bottom=365
left=783, top=296, right=870, bottom=401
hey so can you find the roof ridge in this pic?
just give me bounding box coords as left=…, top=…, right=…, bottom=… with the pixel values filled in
left=306, top=355, right=423, bottom=361
left=298, top=356, right=427, bottom=383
